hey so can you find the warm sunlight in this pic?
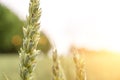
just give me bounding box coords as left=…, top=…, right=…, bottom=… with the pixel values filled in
left=1, top=0, right=120, bottom=80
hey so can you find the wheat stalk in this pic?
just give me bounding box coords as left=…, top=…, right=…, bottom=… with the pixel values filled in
left=73, top=48, right=86, bottom=80
left=19, top=0, right=41, bottom=80
left=52, top=48, right=66, bottom=80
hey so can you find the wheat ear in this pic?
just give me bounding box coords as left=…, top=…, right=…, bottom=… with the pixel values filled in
left=73, top=48, right=86, bottom=80
left=19, top=0, right=41, bottom=80
left=52, top=48, right=66, bottom=80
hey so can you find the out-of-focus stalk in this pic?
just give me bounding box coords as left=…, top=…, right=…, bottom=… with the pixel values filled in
left=52, top=48, right=66, bottom=80
left=73, top=48, right=86, bottom=80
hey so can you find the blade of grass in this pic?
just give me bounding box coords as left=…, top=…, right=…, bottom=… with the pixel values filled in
left=2, top=72, right=9, bottom=80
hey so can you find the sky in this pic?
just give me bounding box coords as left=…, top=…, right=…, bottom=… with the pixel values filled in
left=1, top=0, right=120, bottom=54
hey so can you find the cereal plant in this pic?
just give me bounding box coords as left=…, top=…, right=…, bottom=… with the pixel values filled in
left=73, top=48, right=86, bottom=80
left=19, top=0, right=41, bottom=80
left=52, top=48, right=66, bottom=80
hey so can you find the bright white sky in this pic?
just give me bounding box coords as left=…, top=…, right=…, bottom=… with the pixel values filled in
left=1, top=0, right=120, bottom=54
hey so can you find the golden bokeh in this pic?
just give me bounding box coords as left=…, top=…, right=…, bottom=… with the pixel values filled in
left=39, top=36, right=47, bottom=45
left=11, top=35, right=22, bottom=46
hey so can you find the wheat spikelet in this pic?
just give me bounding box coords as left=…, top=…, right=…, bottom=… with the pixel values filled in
left=19, top=0, right=41, bottom=80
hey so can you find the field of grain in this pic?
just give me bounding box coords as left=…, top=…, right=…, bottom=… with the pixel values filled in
left=1, top=53, right=120, bottom=80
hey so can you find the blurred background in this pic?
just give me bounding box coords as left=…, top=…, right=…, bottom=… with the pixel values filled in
left=1, top=0, right=120, bottom=80
left=0, top=2, right=51, bottom=54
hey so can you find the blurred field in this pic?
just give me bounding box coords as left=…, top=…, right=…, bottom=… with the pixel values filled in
left=1, top=53, right=120, bottom=80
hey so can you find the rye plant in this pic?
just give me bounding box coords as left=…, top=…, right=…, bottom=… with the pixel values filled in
left=19, top=0, right=41, bottom=80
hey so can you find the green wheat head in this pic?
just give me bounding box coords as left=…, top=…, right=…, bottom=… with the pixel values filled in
left=52, top=48, right=66, bottom=80
left=73, top=48, right=86, bottom=80
left=19, top=0, right=41, bottom=80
